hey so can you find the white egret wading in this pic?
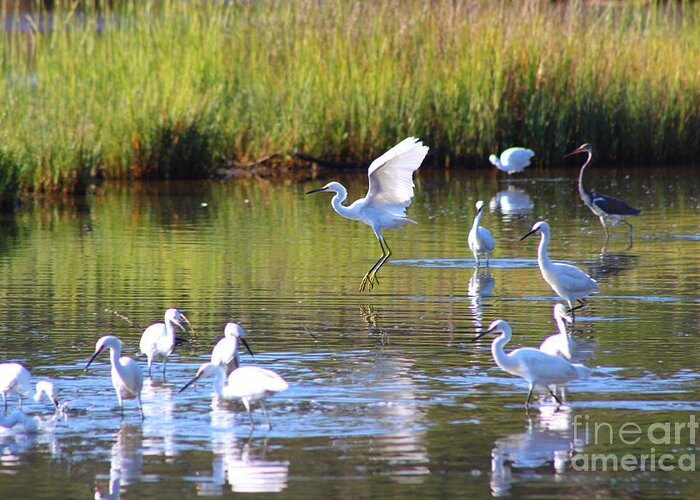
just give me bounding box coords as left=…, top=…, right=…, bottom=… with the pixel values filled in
left=0, top=362, right=59, bottom=413
left=211, top=322, right=255, bottom=376
left=472, top=319, right=591, bottom=408
left=86, top=336, right=144, bottom=419
left=139, top=308, right=189, bottom=378
left=489, top=147, right=535, bottom=175
left=468, top=200, right=495, bottom=267
left=180, top=363, right=288, bottom=429
left=539, top=304, right=573, bottom=360
left=566, top=143, right=640, bottom=239
left=305, top=137, right=429, bottom=291
left=520, top=221, right=599, bottom=321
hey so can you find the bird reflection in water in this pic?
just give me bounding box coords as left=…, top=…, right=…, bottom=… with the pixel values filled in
left=490, top=406, right=588, bottom=497
left=489, top=185, right=534, bottom=216
left=94, top=423, right=143, bottom=500
left=196, top=400, right=289, bottom=495
left=0, top=412, right=61, bottom=472
left=142, top=379, right=177, bottom=462
left=360, top=304, right=390, bottom=345
left=587, top=240, right=637, bottom=282
left=468, top=268, right=495, bottom=329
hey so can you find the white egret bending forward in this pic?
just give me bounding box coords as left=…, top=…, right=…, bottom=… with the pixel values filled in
left=566, top=143, right=640, bottom=239
left=472, top=319, right=591, bottom=408
left=0, top=362, right=60, bottom=413
left=521, top=221, right=599, bottom=321
left=211, top=322, right=255, bottom=376
left=468, top=200, right=495, bottom=267
left=139, top=308, right=189, bottom=378
left=86, top=336, right=144, bottom=419
left=180, top=363, right=288, bottom=429
left=305, top=137, right=429, bottom=291
left=489, top=147, right=535, bottom=175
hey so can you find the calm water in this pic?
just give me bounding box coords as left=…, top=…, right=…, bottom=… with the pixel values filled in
left=0, top=165, right=698, bottom=498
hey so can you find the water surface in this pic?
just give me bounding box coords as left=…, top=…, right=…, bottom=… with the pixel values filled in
left=0, top=165, right=698, bottom=498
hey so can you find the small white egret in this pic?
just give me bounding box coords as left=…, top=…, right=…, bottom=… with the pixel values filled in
left=539, top=304, right=573, bottom=360
left=211, top=322, right=255, bottom=376
left=468, top=200, right=495, bottom=267
left=0, top=363, right=60, bottom=413
left=489, top=147, right=535, bottom=174
left=305, top=137, right=429, bottom=291
left=566, top=143, right=641, bottom=239
left=180, top=363, right=288, bottom=429
left=139, top=308, right=189, bottom=378
left=0, top=411, right=38, bottom=433
left=86, top=336, right=144, bottom=419
left=472, top=319, right=591, bottom=407
left=520, top=221, right=600, bottom=321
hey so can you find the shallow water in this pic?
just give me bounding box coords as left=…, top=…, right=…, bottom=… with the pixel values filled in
left=0, top=165, right=698, bottom=498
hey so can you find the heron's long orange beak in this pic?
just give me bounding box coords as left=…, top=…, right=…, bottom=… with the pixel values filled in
left=564, top=145, right=588, bottom=157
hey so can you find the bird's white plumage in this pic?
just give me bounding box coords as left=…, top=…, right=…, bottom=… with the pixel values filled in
left=468, top=200, right=495, bottom=265
left=522, top=221, right=599, bottom=310
left=306, top=137, right=429, bottom=290
left=182, top=363, right=288, bottom=429
left=0, top=363, right=59, bottom=412
left=87, top=335, right=144, bottom=416
left=211, top=322, right=246, bottom=375
left=539, top=304, right=573, bottom=360
left=139, top=308, right=186, bottom=377
left=490, top=147, right=535, bottom=174
left=366, top=136, right=428, bottom=211
left=476, top=319, right=590, bottom=406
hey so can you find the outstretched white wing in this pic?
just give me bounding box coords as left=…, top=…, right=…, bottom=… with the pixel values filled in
left=365, top=137, right=429, bottom=211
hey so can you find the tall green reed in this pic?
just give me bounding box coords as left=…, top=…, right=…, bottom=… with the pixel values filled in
left=0, top=0, right=697, bottom=206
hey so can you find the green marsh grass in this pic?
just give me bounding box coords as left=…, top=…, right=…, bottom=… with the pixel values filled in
left=0, top=1, right=698, bottom=205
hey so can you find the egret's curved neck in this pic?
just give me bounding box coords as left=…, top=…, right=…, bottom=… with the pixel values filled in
left=491, top=330, right=519, bottom=373
left=537, top=231, right=552, bottom=270
left=554, top=315, right=568, bottom=335
left=211, top=367, right=227, bottom=398
left=165, top=320, right=176, bottom=340
left=578, top=152, right=592, bottom=201
left=472, top=210, right=484, bottom=231
left=108, top=346, right=128, bottom=380
left=329, top=185, right=355, bottom=220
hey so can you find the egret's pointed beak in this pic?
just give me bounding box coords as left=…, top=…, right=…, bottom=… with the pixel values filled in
left=564, top=145, right=587, bottom=157
left=179, top=373, right=202, bottom=393
left=240, top=337, right=254, bottom=357
left=520, top=228, right=539, bottom=241
left=470, top=324, right=497, bottom=343
left=85, top=349, right=102, bottom=371
left=50, top=395, right=60, bottom=409
left=305, top=187, right=328, bottom=195
left=180, top=313, right=196, bottom=338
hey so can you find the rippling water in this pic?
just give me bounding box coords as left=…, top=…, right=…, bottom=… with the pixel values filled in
left=0, top=165, right=698, bottom=497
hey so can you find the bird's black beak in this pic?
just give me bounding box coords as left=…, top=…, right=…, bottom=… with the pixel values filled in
left=240, top=337, right=254, bottom=357
left=470, top=325, right=495, bottom=343
left=305, top=187, right=327, bottom=195
left=51, top=396, right=60, bottom=410
left=520, top=228, right=538, bottom=241
left=179, top=374, right=201, bottom=393
left=85, top=349, right=102, bottom=371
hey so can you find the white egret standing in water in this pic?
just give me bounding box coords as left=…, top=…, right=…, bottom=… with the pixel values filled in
left=565, top=143, right=640, bottom=239
left=520, top=221, right=599, bottom=321
left=539, top=304, right=574, bottom=360
left=472, top=319, right=591, bottom=408
left=305, top=137, right=429, bottom=291
left=86, top=336, right=144, bottom=419
left=468, top=200, right=495, bottom=267
left=0, top=363, right=59, bottom=413
left=211, top=322, right=255, bottom=376
left=489, top=147, right=535, bottom=174
left=180, top=363, right=288, bottom=429
left=139, top=308, right=189, bottom=378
